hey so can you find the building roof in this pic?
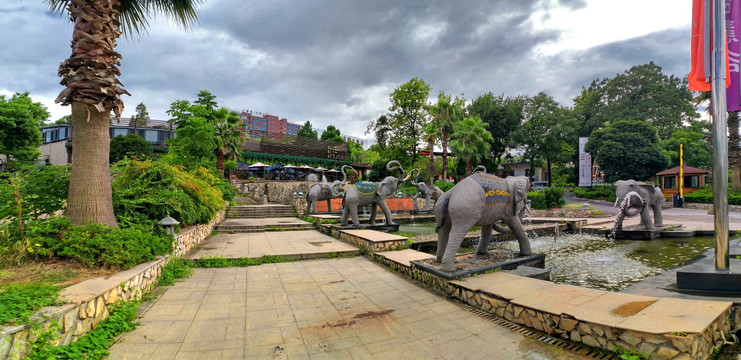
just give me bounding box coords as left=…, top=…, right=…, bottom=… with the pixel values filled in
left=656, top=165, right=710, bottom=176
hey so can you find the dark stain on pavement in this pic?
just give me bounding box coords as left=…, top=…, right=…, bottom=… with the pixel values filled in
left=325, top=280, right=345, bottom=285
left=352, top=309, right=394, bottom=319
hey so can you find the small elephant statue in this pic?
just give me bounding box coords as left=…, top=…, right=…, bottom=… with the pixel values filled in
left=409, top=169, right=443, bottom=211
left=614, top=179, right=664, bottom=230
left=306, top=165, right=353, bottom=214
left=341, top=160, right=410, bottom=226
left=435, top=172, right=532, bottom=272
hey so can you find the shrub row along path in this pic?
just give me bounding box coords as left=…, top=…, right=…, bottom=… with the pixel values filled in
left=107, top=206, right=590, bottom=359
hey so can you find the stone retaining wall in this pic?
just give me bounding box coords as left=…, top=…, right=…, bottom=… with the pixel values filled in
left=0, top=209, right=225, bottom=360
left=530, top=208, right=592, bottom=218
left=372, top=253, right=730, bottom=360
left=681, top=202, right=741, bottom=212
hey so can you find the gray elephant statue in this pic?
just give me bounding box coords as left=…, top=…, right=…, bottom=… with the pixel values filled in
left=409, top=169, right=443, bottom=211
left=435, top=172, right=532, bottom=272
left=305, top=165, right=353, bottom=214
left=614, top=179, right=664, bottom=230
left=341, top=160, right=410, bottom=226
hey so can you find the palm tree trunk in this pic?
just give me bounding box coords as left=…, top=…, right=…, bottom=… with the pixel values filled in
left=216, top=150, right=225, bottom=177
left=442, top=130, right=449, bottom=180
left=428, top=137, right=435, bottom=184
left=466, top=160, right=473, bottom=176
left=66, top=102, right=118, bottom=226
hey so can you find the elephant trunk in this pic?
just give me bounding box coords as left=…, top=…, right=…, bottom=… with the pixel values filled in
left=617, top=191, right=645, bottom=217
left=340, top=165, right=350, bottom=186
left=387, top=160, right=409, bottom=181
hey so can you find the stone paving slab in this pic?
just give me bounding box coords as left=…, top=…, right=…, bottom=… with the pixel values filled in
left=454, top=272, right=558, bottom=300
left=376, top=249, right=434, bottom=266
left=564, top=292, right=659, bottom=328
left=186, top=230, right=358, bottom=260
left=618, top=297, right=732, bottom=334
left=107, top=258, right=590, bottom=360
left=340, top=229, right=408, bottom=243
left=510, top=283, right=604, bottom=315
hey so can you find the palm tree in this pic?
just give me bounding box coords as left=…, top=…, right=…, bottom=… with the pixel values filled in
left=423, top=122, right=439, bottom=184
left=428, top=92, right=464, bottom=181
left=212, top=108, right=244, bottom=177
left=450, top=115, right=493, bottom=176
left=47, top=0, right=201, bottom=226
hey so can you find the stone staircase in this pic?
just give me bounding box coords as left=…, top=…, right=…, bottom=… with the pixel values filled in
left=215, top=205, right=314, bottom=233
left=226, top=205, right=296, bottom=219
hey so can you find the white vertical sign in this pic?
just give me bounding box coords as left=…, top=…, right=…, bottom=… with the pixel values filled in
left=578, top=137, right=592, bottom=187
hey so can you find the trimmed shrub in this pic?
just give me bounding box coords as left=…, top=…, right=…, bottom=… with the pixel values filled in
left=684, top=185, right=741, bottom=205
left=573, top=184, right=616, bottom=202
left=527, top=191, right=546, bottom=209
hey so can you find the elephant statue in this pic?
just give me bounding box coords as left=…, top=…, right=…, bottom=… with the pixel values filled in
left=341, top=160, right=410, bottom=226
left=409, top=169, right=444, bottom=211
left=305, top=165, right=353, bottom=214
left=435, top=172, right=532, bottom=272
left=613, top=180, right=664, bottom=230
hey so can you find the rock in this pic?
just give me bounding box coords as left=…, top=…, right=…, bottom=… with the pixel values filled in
left=85, top=301, right=96, bottom=319
left=671, top=337, right=690, bottom=353
left=481, top=300, right=492, bottom=311
left=597, top=337, right=606, bottom=347
left=105, top=288, right=119, bottom=304
left=637, top=342, right=656, bottom=356
left=593, top=326, right=604, bottom=337
left=604, top=328, right=617, bottom=341
left=559, top=318, right=578, bottom=332
left=578, top=322, right=591, bottom=335
left=655, top=346, right=679, bottom=359
left=570, top=330, right=581, bottom=343
left=671, top=354, right=691, bottom=360
left=513, top=306, right=523, bottom=318
left=582, top=335, right=600, bottom=348
left=0, top=335, right=12, bottom=359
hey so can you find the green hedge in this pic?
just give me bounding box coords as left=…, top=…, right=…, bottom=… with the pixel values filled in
left=573, top=185, right=617, bottom=202
left=683, top=186, right=741, bottom=205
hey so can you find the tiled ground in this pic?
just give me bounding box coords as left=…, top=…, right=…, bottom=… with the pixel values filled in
left=107, top=257, right=591, bottom=360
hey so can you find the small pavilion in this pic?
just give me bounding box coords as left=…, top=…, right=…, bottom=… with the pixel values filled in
left=656, top=165, right=710, bottom=199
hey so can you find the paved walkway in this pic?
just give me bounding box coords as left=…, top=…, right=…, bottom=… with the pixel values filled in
left=187, top=230, right=359, bottom=260
left=108, top=257, right=591, bottom=359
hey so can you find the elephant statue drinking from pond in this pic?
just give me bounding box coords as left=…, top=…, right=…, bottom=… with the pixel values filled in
left=341, top=160, right=410, bottom=226
left=613, top=180, right=664, bottom=230
left=410, top=169, right=444, bottom=211
left=306, top=165, right=353, bottom=214
left=435, top=173, right=532, bottom=272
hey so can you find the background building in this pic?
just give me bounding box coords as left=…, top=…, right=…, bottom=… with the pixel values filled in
left=239, top=110, right=302, bottom=138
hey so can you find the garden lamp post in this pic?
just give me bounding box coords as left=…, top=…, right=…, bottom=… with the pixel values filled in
left=159, top=216, right=180, bottom=236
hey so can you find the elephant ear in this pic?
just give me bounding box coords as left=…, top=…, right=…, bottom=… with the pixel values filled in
left=377, top=183, right=392, bottom=197
left=513, top=177, right=528, bottom=215
left=637, top=183, right=656, bottom=195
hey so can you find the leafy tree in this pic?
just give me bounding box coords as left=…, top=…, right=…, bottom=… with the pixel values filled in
left=347, top=140, right=365, bottom=163
left=366, top=114, right=392, bottom=147
left=515, top=92, right=577, bottom=186
left=661, top=130, right=711, bottom=169
left=110, top=134, right=153, bottom=163
left=0, top=165, right=70, bottom=220
left=428, top=92, right=464, bottom=181
left=388, top=77, right=431, bottom=161
left=129, top=102, right=149, bottom=129
left=167, top=100, right=193, bottom=128
left=47, top=0, right=201, bottom=226
left=194, top=90, right=217, bottom=115
left=297, top=121, right=318, bottom=139
left=576, top=62, right=696, bottom=140
left=469, top=93, right=524, bottom=169
left=170, top=117, right=215, bottom=169
left=0, top=93, right=48, bottom=170
left=321, top=125, right=343, bottom=142
left=586, top=120, right=668, bottom=182
left=450, top=115, right=493, bottom=176
left=53, top=115, right=71, bottom=125
left=212, top=108, right=244, bottom=177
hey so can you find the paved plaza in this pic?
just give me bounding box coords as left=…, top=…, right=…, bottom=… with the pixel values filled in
left=108, top=257, right=591, bottom=359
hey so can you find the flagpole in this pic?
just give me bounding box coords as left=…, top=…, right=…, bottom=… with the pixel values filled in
left=710, top=0, right=730, bottom=271
left=679, top=144, right=684, bottom=198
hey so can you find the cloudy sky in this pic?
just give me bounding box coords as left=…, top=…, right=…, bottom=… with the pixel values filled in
left=1, top=0, right=690, bottom=142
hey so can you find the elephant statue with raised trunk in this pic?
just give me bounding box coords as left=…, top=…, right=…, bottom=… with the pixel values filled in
left=410, top=169, right=444, bottom=211
left=341, top=160, right=410, bottom=226
left=613, top=180, right=664, bottom=230
left=435, top=172, right=532, bottom=272
left=305, top=165, right=353, bottom=214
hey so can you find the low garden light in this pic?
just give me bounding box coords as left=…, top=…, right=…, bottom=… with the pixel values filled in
left=159, top=216, right=180, bottom=235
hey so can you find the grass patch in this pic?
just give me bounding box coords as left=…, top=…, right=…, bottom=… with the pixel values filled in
left=158, top=257, right=193, bottom=287
left=25, top=299, right=141, bottom=360
left=562, top=203, right=584, bottom=209
left=0, top=282, right=62, bottom=325
left=191, top=255, right=290, bottom=268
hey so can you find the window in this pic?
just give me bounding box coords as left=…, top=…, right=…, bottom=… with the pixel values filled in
left=663, top=176, right=676, bottom=189
left=684, top=175, right=700, bottom=188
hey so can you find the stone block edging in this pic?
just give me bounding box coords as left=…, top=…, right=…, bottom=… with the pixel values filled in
left=681, top=202, right=741, bottom=212
left=0, top=208, right=225, bottom=360
left=372, top=251, right=731, bottom=360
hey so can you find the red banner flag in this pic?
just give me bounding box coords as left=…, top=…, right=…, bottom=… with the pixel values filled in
left=689, top=0, right=730, bottom=92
